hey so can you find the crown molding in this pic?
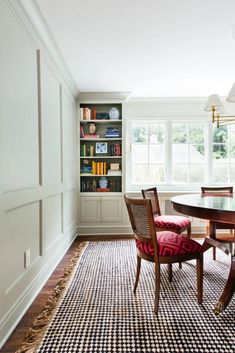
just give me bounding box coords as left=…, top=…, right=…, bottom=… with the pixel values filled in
left=14, top=0, right=79, bottom=98
left=126, top=96, right=211, bottom=104
left=78, top=92, right=131, bottom=102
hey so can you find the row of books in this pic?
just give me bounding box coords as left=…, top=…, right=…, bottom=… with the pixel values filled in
left=81, top=164, right=122, bottom=176
left=80, top=143, right=121, bottom=157
left=80, top=107, right=97, bottom=120
left=81, top=144, right=95, bottom=156
left=92, top=161, right=107, bottom=175
left=80, top=179, right=122, bottom=192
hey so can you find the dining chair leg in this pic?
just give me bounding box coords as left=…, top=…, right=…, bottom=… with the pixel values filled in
left=213, top=246, right=216, bottom=261
left=187, top=224, right=191, bottom=238
left=133, top=255, right=141, bottom=294
left=168, top=263, right=172, bottom=282
left=196, top=253, right=203, bottom=304
left=154, top=261, right=161, bottom=315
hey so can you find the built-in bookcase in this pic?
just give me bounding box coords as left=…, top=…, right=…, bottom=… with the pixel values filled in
left=79, top=103, right=123, bottom=193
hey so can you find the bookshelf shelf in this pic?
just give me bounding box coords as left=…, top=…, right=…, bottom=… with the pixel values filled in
left=80, top=174, right=122, bottom=177
left=80, top=156, right=121, bottom=159
left=80, top=138, right=122, bottom=141
left=80, top=119, right=122, bottom=124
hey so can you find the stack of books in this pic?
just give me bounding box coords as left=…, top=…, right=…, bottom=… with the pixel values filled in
left=105, top=127, right=120, bottom=138
left=107, top=169, right=122, bottom=176
left=107, top=163, right=121, bottom=176
left=80, top=166, right=92, bottom=175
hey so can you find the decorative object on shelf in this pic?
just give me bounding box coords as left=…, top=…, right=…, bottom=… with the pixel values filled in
left=88, top=122, right=96, bottom=135
left=95, top=142, right=108, bottom=154
left=96, top=112, right=109, bottom=120
left=105, top=127, right=120, bottom=137
left=96, top=187, right=111, bottom=192
left=98, top=176, right=108, bottom=189
left=204, top=83, right=235, bottom=127
left=109, top=107, right=120, bottom=120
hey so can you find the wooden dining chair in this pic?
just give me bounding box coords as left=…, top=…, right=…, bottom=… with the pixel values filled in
left=201, top=186, right=235, bottom=260
left=124, top=194, right=203, bottom=315
left=142, top=187, right=191, bottom=238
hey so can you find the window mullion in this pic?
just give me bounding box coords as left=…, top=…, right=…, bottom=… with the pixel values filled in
left=207, top=122, right=213, bottom=184
left=166, top=121, right=172, bottom=185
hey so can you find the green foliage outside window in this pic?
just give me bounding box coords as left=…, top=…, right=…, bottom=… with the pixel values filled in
left=213, top=126, right=228, bottom=159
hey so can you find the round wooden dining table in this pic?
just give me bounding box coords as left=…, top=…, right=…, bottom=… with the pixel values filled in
left=171, top=193, right=235, bottom=314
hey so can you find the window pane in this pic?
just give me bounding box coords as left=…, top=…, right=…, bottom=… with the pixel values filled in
left=213, top=145, right=228, bottom=160
left=190, top=145, right=205, bottom=163
left=149, top=145, right=165, bottom=163
left=189, top=125, right=204, bottom=144
left=132, top=145, right=148, bottom=164
left=213, top=126, right=228, bottom=143
left=172, top=164, right=188, bottom=183
left=230, top=145, right=235, bottom=159
left=213, top=164, right=228, bottom=183
left=132, top=164, right=148, bottom=184
left=229, top=125, right=235, bottom=145
left=230, top=164, right=235, bottom=182
left=189, top=165, right=204, bottom=182
left=172, top=144, right=189, bottom=163
left=172, top=124, right=187, bottom=143
left=132, top=125, right=148, bottom=143
left=149, top=124, right=165, bottom=144
left=149, top=165, right=165, bottom=183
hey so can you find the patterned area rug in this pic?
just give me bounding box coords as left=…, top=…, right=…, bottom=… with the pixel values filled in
left=22, top=241, right=235, bottom=352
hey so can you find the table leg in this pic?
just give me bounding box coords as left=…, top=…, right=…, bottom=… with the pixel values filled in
left=214, top=255, right=235, bottom=315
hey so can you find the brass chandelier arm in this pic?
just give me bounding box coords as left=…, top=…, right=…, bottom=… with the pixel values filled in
left=213, top=113, right=235, bottom=127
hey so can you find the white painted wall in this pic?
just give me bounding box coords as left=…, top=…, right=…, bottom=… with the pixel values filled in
left=0, top=0, right=78, bottom=347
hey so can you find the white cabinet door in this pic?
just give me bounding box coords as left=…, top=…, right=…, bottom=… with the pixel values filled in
left=101, top=197, right=122, bottom=222
left=80, top=196, right=101, bottom=222
left=80, top=196, right=122, bottom=222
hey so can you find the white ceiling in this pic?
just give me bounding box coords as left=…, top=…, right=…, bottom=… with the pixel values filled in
left=36, top=0, right=235, bottom=97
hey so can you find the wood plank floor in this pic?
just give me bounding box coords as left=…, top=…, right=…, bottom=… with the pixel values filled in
left=1, top=235, right=133, bottom=353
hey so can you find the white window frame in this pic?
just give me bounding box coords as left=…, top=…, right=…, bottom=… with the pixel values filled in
left=125, top=117, right=227, bottom=192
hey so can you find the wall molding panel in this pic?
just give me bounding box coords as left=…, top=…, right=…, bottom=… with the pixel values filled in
left=0, top=0, right=78, bottom=347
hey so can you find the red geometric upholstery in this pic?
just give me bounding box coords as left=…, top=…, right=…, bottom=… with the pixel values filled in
left=136, top=231, right=202, bottom=257
left=153, top=215, right=190, bottom=232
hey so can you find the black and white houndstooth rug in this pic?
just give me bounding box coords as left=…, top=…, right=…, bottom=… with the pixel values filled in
left=36, top=240, right=234, bottom=353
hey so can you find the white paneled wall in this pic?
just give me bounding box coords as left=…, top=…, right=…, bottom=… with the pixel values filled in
left=0, top=0, right=78, bottom=347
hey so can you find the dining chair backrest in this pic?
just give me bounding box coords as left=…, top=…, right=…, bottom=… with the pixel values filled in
left=201, top=186, right=233, bottom=196
left=141, top=187, right=161, bottom=216
left=124, top=194, right=158, bottom=251
left=201, top=186, right=235, bottom=254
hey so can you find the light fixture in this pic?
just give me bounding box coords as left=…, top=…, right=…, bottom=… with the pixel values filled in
left=204, top=83, right=235, bottom=127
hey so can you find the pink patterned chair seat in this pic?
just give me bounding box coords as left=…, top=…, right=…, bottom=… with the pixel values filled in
left=136, top=231, right=202, bottom=257
left=153, top=215, right=190, bottom=232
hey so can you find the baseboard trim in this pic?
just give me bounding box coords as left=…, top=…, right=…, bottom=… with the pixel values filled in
left=77, top=234, right=134, bottom=241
